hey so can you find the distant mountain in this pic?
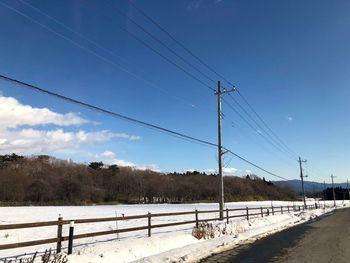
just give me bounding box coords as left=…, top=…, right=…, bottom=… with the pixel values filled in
left=274, top=179, right=348, bottom=194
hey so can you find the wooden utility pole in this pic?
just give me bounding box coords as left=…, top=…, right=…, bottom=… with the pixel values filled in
left=331, top=174, right=336, bottom=207
left=298, top=157, right=307, bottom=208
left=215, top=81, right=235, bottom=220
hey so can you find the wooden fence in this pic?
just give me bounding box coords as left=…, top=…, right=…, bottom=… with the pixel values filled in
left=0, top=203, right=324, bottom=256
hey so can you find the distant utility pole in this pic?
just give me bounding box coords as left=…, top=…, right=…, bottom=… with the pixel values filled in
left=298, top=157, right=307, bottom=209
left=215, top=80, right=235, bottom=220
left=331, top=174, right=336, bottom=207
left=323, top=180, right=326, bottom=208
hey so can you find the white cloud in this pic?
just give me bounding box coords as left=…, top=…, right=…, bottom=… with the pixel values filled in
left=111, top=159, right=136, bottom=167
left=0, top=96, right=141, bottom=154
left=204, top=168, right=216, bottom=174
left=75, top=130, right=141, bottom=142
left=184, top=167, right=238, bottom=175
left=245, top=169, right=253, bottom=175
left=0, top=96, right=87, bottom=128
left=223, top=167, right=238, bottom=174
left=100, top=150, right=116, bottom=159
left=96, top=150, right=160, bottom=172
left=0, top=128, right=140, bottom=154
left=137, top=164, right=160, bottom=172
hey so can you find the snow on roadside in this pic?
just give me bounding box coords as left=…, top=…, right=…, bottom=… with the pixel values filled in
left=67, top=206, right=340, bottom=263
left=1, top=201, right=347, bottom=262
left=0, top=200, right=307, bottom=258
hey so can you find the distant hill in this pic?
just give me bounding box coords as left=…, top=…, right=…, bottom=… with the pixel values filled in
left=274, top=179, right=348, bottom=194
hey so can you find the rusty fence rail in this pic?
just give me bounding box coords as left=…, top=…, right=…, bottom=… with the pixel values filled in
left=0, top=203, right=328, bottom=256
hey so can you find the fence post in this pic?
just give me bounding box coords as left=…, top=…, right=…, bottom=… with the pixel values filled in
left=288, top=206, right=290, bottom=213
left=68, top=221, right=74, bottom=255
left=272, top=206, right=274, bottom=215
left=267, top=209, right=270, bottom=216
left=195, top=209, right=199, bottom=228
left=226, top=208, right=229, bottom=224
left=281, top=206, right=283, bottom=214
left=148, top=212, right=152, bottom=237
left=260, top=207, right=263, bottom=217
left=246, top=207, right=249, bottom=221
left=56, top=216, right=63, bottom=254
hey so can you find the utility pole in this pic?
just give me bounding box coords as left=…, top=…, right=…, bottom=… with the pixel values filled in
left=331, top=174, right=336, bottom=207
left=217, top=80, right=224, bottom=220
left=323, top=180, right=326, bottom=208
left=215, top=81, right=235, bottom=220
left=298, top=157, right=307, bottom=209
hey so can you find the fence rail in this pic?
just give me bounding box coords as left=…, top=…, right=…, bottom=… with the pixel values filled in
left=0, top=203, right=326, bottom=255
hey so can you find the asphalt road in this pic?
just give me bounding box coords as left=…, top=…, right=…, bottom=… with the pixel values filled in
left=200, top=208, right=350, bottom=263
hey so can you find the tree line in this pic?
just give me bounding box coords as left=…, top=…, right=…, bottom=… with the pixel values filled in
left=323, top=187, right=349, bottom=201
left=0, top=154, right=297, bottom=204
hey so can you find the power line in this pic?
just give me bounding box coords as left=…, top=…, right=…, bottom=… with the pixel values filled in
left=108, top=0, right=217, bottom=86
left=228, top=93, right=296, bottom=160
left=223, top=149, right=289, bottom=181
left=3, top=0, right=197, bottom=109
left=0, top=73, right=290, bottom=181
left=222, top=97, right=296, bottom=161
left=19, top=0, right=117, bottom=58
left=114, top=24, right=215, bottom=92
left=236, top=89, right=299, bottom=158
left=222, top=114, right=296, bottom=168
left=127, top=0, right=235, bottom=87
left=53, top=0, right=216, bottom=92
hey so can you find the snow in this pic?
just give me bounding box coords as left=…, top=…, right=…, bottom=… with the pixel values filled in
left=0, top=200, right=347, bottom=262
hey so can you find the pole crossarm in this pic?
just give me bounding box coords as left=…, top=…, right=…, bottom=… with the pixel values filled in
left=214, top=88, right=236, bottom=96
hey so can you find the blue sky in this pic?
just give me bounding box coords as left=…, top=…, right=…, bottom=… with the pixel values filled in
left=0, top=0, right=349, bottom=183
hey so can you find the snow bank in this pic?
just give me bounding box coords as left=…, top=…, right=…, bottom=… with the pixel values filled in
left=134, top=208, right=335, bottom=263
left=67, top=206, right=338, bottom=263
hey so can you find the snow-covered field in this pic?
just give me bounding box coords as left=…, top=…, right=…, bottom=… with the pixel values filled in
left=0, top=200, right=347, bottom=262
